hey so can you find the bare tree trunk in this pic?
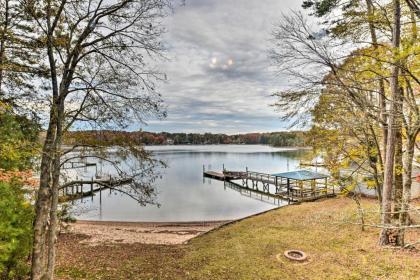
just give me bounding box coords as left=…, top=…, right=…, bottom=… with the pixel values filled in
left=397, top=133, right=416, bottom=242
left=45, top=153, right=60, bottom=280
left=379, top=0, right=401, bottom=246
left=32, top=3, right=61, bottom=275
left=366, top=126, right=383, bottom=203
left=31, top=118, right=56, bottom=280
left=46, top=99, right=64, bottom=279
left=366, top=0, right=386, bottom=201
left=393, top=123, right=403, bottom=221
left=394, top=10, right=418, bottom=246
left=392, top=117, right=404, bottom=246
left=401, top=136, right=415, bottom=224
left=0, top=0, right=10, bottom=96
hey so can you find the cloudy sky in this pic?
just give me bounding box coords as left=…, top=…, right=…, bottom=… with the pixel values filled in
left=143, top=0, right=302, bottom=134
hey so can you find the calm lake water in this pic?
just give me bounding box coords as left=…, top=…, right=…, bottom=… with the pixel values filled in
left=72, top=145, right=310, bottom=222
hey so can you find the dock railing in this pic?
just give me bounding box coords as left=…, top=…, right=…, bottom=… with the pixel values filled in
left=245, top=171, right=277, bottom=185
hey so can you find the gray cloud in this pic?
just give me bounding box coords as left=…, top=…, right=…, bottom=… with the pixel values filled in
left=141, top=0, right=302, bottom=134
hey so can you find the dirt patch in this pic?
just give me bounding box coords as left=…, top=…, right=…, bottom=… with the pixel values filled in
left=64, top=220, right=229, bottom=245
left=56, top=233, right=187, bottom=280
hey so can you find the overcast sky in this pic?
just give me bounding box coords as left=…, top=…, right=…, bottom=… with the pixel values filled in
left=142, top=0, right=303, bottom=134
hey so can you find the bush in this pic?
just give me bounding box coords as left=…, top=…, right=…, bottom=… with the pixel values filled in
left=0, top=105, right=40, bottom=171
left=0, top=180, right=33, bottom=279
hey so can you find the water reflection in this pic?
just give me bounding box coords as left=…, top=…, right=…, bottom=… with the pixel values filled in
left=73, top=145, right=310, bottom=222
left=223, top=181, right=284, bottom=206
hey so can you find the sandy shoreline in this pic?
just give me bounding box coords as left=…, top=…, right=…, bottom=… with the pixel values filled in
left=64, top=220, right=230, bottom=245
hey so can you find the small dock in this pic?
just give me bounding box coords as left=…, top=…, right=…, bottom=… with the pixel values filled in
left=203, top=171, right=244, bottom=180
left=58, top=175, right=133, bottom=202
left=203, top=167, right=335, bottom=203
left=59, top=160, right=134, bottom=203
left=203, top=171, right=226, bottom=180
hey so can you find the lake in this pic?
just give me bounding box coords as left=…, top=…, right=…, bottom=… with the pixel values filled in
left=72, top=145, right=310, bottom=222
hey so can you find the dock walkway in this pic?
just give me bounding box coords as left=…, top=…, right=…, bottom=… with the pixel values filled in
left=59, top=175, right=133, bottom=202
left=204, top=168, right=335, bottom=203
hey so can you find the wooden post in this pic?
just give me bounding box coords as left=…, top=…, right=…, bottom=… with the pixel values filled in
left=99, top=184, right=102, bottom=204
left=311, top=179, right=315, bottom=197
left=222, top=163, right=225, bottom=171
left=81, top=183, right=84, bottom=202
left=301, top=180, right=303, bottom=199
left=91, top=177, right=94, bottom=198
left=326, top=178, right=331, bottom=194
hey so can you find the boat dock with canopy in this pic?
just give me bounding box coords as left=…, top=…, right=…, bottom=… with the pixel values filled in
left=271, top=170, right=332, bottom=202
left=204, top=168, right=335, bottom=202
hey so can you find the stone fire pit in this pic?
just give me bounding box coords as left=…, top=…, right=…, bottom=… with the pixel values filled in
left=283, top=250, right=308, bottom=262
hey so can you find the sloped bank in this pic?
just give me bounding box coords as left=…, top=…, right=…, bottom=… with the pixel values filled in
left=56, top=197, right=420, bottom=280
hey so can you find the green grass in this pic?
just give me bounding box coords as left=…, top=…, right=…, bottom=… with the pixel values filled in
left=55, top=197, right=420, bottom=280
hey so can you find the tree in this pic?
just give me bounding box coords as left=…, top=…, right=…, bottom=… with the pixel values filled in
left=0, top=102, right=40, bottom=170
left=309, top=81, right=384, bottom=202
left=19, top=1, right=169, bottom=279
left=0, top=180, right=34, bottom=279
left=271, top=1, right=419, bottom=247
left=0, top=103, right=38, bottom=279
left=380, top=0, right=402, bottom=246
left=0, top=0, right=43, bottom=109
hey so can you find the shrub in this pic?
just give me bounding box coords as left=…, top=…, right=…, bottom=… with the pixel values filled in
left=0, top=180, right=34, bottom=279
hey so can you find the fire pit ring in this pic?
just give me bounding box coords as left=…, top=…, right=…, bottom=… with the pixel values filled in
left=283, top=250, right=308, bottom=262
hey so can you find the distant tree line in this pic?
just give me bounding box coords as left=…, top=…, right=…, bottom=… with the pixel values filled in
left=63, top=130, right=308, bottom=147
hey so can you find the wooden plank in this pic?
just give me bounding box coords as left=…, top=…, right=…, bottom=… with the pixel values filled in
left=203, top=171, right=225, bottom=180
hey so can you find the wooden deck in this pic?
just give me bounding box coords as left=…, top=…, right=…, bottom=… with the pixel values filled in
left=203, top=171, right=226, bottom=180
left=204, top=169, right=335, bottom=203
left=203, top=171, right=244, bottom=180
left=59, top=176, right=133, bottom=202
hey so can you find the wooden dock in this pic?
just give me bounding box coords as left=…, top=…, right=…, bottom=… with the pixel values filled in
left=58, top=176, right=133, bottom=202
left=223, top=181, right=284, bottom=206
left=203, top=171, right=244, bottom=181
left=203, top=171, right=226, bottom=180
left=203, top=168, right=335, bottom=203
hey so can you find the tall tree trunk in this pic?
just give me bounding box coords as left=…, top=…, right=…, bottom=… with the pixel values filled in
left=395, top=10, right=418, bottom=246
left=46, top=99, right=64, bottom=279
left=393, top=100, right=403, bottom=222
left=31, top=7, right=61, bottom=276
left=379, top=0, right=401, bottom=246
left=366, top=0, right=386, bottom=201
left=31, top=115, right=56, bottom=280
left=0, top=0, right=10, bottom=97
left=392, top=117, right=403, bottom=245
left=399, top=135, right=415, bottom=225
left=395, top=135, right=415, bottom=246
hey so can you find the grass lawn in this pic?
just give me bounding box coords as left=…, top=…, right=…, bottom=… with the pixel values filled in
left=55, top=197, right=420, bottom=280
